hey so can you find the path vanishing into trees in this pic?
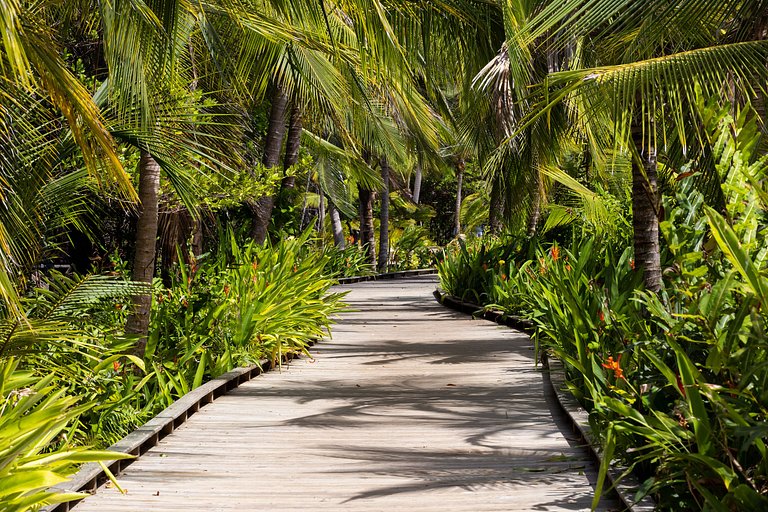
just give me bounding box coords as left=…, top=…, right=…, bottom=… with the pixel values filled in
left=74, top=275, right=617, bottom=511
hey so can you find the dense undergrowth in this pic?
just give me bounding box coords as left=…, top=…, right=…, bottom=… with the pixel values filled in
left=0, top=231, right=346, bottom=509
left=438, top=117, right=768, bottom=509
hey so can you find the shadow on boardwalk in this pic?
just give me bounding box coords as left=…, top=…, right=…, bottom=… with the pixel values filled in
left=72, top=276, right=618, bottom=512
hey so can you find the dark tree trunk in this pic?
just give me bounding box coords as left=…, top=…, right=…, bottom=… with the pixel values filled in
left=330, top=203, right=345, bottom=248
left=126, top=151, right=161, bottom=356
left=251, top=85, right=289, bottom=244
left=359, top=187, right=376, bottom=267
left=412, top=158, right=422, bottom=204
left=489, top=177, right=504, bottom=234
left=454, top=158, right=464, bottom=237
left=631, top=124, right=662, bottom=292
left=191, top=215, right=204, bottom=257
left=282, top=103, right=303, bottom=189
left=378, top=158, right=390, bottom=273
left=527, top=171, right=542, bottom=237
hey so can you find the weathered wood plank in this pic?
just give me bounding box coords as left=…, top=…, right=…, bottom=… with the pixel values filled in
left=72, top=276, right=618, bottom=511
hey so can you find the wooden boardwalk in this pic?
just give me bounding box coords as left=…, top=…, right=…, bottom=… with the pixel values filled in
left=74, top=276, right=615, bottom=511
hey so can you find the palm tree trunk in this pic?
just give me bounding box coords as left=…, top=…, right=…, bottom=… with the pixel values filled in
left=251, top=85, right=288, bottom=244
left=412, top=158, right=422, bottom=204
left=330, top=203, right=345, bottom=248
left=282, top=103, right=303, bottom=189
left=126, top=151, right=161, bottom=356
left=377, top=158, right=390, bottom=273
left=191, top=215, right=204, bottom=257
left=317, top=190, right=326, bottom=240
left=631, top=125, right=662, bottom=292
left=527, top=171, right=542, bottom=237
left=359, top=187, right=376, bottom=267
left=454, top=158, right=464, bottom=237
left=489, top=177, right=504, bottom=234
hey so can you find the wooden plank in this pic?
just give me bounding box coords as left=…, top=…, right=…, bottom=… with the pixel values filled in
left=72, top=276, right=619, bottom=511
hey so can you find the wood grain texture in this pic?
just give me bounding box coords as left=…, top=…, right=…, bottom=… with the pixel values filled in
left=73, top=276, right=618, bottom=511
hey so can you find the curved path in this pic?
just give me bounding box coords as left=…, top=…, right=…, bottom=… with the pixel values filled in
left=74, top=276, right=615, bottom=511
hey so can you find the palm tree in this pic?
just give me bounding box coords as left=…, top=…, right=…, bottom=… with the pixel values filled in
left=0, top=1, right=140, bottom=317
left=512, top=0, right=768, bottom=291
left=378, top=157, right=391, bottom=272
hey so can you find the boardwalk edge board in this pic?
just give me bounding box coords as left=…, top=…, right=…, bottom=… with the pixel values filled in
left=336, top=268, right=436, bottom=285
left=434, top=289, right=656, bottom=512
left=43, top=349, right=313, bottom=512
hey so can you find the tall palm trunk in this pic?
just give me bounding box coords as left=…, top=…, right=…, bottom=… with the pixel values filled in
left=454, top=158, right=464, bottom=237
left=378, top=158, right=390, bottom=273
left=631, top=124, right=662, bottom=292
left=330, top=203, right=345, bottom=248
left=489, top=177, right=504, bottom=234
left=126, top=151, right=161, bottom=356
left=317, top=190, right=326, bottom=239
left=250, top=85, right=288, bottom=244
left=527, top=171, right=542, bottom=237
left=359, top=187, right=376, bottom=267
left=412, top=157, right=422, bottom=204
left=282, top=103, right=303, bottom=189
left=191, top=216, right=204, bottom=257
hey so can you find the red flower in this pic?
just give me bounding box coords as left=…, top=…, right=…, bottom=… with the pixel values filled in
left=602, top=355, right=624, bottom=380
left=629, top=259, right=635, bottom=270
left=550, top=245, right=560, bottom=261
left=676, top=374, right=686, bottom=397
left=598, top=309, right=605, bottom=322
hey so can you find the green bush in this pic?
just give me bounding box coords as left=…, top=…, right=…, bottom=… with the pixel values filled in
left=0, top=359, right=132, bottom=511
left=320, top=243, right=373, bottom=278
left=146, top=229, right=346, bottom=407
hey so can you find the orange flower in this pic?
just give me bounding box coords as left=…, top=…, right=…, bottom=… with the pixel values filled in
left=113, top=360, right=120, bottom=371
left=223, top=284, right=230, bottom=296
left=501, top=273, right=508, bottom=281
left=565, top=264, right=572, bottom=271
left=602, top=355, right=624, bottom=380
left=629, top=259, right=635, bottom=270
left=598, top=309, right=605, bottom=322
left=550, top=245, right=560, bottom=261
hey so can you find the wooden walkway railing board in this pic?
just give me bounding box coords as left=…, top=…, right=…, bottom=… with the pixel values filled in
left=73, top=276, right=617, bottom=511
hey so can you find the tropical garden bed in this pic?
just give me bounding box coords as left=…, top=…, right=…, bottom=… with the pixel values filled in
left=436, top=103, right=768, bottom=508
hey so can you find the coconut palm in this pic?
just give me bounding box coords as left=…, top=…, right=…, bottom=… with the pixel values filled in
left=511, top=0, right=768, bottom=291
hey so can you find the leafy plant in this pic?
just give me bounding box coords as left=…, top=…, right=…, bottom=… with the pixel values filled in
left=147, top=229, right=346, bottom=407
left=0, top=359, right=132, bottom=512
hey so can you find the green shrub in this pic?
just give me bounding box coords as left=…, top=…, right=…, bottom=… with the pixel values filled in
left=146, top=229, right=346, bottom=407
left=0, top=359, right=132, bottom=511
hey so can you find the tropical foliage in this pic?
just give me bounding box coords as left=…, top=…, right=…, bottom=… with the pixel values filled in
left=4, top=0, right=768, bottom=508
left=438, top=98, right=768, bottom=508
